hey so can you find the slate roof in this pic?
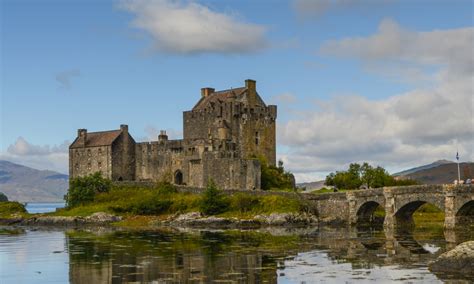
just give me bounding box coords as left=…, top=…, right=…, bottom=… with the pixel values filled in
left=70, top=130, right=122, bottom=149
left=192, top=87, right=247, bottom=110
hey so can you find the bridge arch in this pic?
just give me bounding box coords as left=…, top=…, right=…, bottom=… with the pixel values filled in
left=455, top=200, right=474, bottom=226
left=394, top=200, right=443, bottom=226
left=356, top=201, right=385, bottom=224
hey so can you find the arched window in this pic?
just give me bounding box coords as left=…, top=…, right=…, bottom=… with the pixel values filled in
left=174, top=170, right=183, bottom=185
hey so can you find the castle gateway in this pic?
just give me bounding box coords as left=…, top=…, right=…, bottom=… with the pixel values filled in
left=69, top=79, right=277, bottom=190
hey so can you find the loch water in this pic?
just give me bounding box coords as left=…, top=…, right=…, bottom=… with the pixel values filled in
left=0, top=223, right=472, bottom=283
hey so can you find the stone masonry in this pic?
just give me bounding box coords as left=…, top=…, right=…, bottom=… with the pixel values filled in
left=69, top=79, right=277, bottom=190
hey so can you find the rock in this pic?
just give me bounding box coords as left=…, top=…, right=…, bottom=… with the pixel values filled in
left=254, top=213, right=318, bottom=226
left=20, top=212, right=121, bottom=226
left=172, top=212, right=201, bottom=222
left=429, top=241, right=474, bottom=277
left=167, top=211, right=318, bottom=228
left=85, top=212, right=122, bottom=223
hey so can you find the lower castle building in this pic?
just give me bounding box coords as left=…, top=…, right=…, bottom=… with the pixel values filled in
left=69, top=79, right=277, bottom=190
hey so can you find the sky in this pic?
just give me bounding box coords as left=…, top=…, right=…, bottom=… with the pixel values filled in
left=1, top=0, right=473, bottom=182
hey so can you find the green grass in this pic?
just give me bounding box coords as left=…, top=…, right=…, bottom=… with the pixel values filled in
left=413, top=203, right=445, bottom=225
left=0, top=201, right=28, bottom=218
left=53, top=185, right=308, bottom=222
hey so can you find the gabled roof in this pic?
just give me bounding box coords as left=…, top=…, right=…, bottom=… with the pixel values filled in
left=192, top=85, right=267, bottom=111
left=70, top=130, right=122, bottom=149
left=192, top=87, right=247, bottom=110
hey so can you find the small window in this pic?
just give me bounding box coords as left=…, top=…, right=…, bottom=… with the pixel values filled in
left=98, top=162, right=102, bottom=169
left=87, top=162, right=91, bottom=170
left=255, top=131, right=260, bottom=146
left=98, top=148, right=102, bottom=155
left=87, top=149, right=91, bottom=157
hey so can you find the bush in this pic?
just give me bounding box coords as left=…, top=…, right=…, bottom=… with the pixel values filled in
left=0, top=192, right=8, bottom=202
left=231, top=193, right=260, bottom=213
left=255, top=156, right=295, bottom=191
left=156, top=181, right=177, bottom=196
left=200, top=180, right=230, bottom=216
left=110, top=195, right=172, bottom=215
left=67, top=172, right=112, bottom=208
left=0, top=201, right=26, bottom=217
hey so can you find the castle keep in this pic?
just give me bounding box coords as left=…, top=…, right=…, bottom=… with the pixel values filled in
left=69, top=79, right=277, bottom=190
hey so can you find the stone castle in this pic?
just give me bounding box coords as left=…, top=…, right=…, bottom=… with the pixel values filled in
left=69, top=79, right=277, bottom=190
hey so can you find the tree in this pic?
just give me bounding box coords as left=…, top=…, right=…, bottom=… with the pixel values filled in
left=67, top=172, right=112, bottom=208
left=200, top=180, right=230, bottom=216
left=256, top=156, right=295, bottom=191
left=325, top=162, right=417, bottom=190
left=0, top=192, right=8, bottom=202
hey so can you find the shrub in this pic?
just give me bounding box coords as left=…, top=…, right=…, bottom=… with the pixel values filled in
left=200, top=180, right=230, bottom=216
left=231, top=193, right=260, bottom=213
left=156, top=181, right=177, bottom=196
left=255, top=156, right=295, bottom=191
left=0, top=201, right=26, bottom=217
left=0, top=192, right=8, bottom=202
left=67, top=172, right=112, bottom=208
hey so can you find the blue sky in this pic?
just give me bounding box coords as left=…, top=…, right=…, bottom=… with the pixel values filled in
left=1, top=0, right=473, bottom=181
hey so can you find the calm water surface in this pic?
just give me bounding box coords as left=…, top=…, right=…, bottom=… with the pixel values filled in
left=25, top=202, right=65, bottom=214
left=0, top=225, right=472, bottom=283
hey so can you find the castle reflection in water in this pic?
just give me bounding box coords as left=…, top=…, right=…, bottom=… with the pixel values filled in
left=66, top=225, right=473, bottom=283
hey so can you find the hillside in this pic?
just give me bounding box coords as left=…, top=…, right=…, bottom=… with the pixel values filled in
left=396, top=162, right=473, bottom=185
left=296, top=180, right=326, bottom=191
left=393, top=160, right=454, bottom=176
left=0, top=160, right=68, bottom=202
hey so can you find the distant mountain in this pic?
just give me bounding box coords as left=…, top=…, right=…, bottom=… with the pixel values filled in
left=393, top=160, right=454, bottom=176
left=0, top=160, right=68, bottom=202
left=395, top=161, right=473, bottom=185
left=296, top=180, right=326, bottom=191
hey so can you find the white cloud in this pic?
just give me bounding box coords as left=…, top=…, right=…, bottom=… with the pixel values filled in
left=320, top=19, right=474, bottom=80
left=119, top=0, right=267, bottom=54
left=1, top=137, right=70, bottom=173
left=280, top=20, right=474, bottom=183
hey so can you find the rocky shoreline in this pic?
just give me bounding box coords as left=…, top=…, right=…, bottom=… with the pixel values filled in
left=164, top=212, right=318, bottom=229
left=0, top=212, right=122, bottom=227
left=429, top=240, right=474, bottom=279
left=0, top=212, right=319, bottom=229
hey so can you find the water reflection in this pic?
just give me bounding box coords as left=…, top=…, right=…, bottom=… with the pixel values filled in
left=67, top=228, right=295, bottom=283
left=64, top=225, right=472, bottom=283
left=0, top=224, right=472, bottom=283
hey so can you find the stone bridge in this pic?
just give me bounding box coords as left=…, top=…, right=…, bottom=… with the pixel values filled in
left=305, top=185, right=473, bottom=229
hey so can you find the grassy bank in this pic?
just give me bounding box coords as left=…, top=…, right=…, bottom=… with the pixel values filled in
left=0, top=201, right=28, bottom=218
left=53, top=182, right=309, bottom=227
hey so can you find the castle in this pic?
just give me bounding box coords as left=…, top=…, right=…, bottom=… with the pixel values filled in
left=69, top=79, right=277, bottom=190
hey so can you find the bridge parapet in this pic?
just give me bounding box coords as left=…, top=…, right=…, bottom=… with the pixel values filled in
left=383, top=185, right=444, bottom=195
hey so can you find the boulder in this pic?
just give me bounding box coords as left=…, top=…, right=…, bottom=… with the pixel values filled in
left=429, top=241, right=474, bottom=277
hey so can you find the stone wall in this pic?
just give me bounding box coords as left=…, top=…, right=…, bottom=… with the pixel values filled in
left=69, top=146, right=113, bottom=179
left=237, top=105, right=277, bottom=166
left=111, top=131, right=136, bottom=181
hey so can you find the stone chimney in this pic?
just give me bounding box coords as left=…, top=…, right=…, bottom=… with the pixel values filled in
left=158, top=130, right=168, bottom=142
left=201, top=87, right=215, bottom=98
left=120, top=124, right=128, bottom=134
left=77, top=129, right=87, bottom=147
left=245, top=79, right=257, bottom=106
